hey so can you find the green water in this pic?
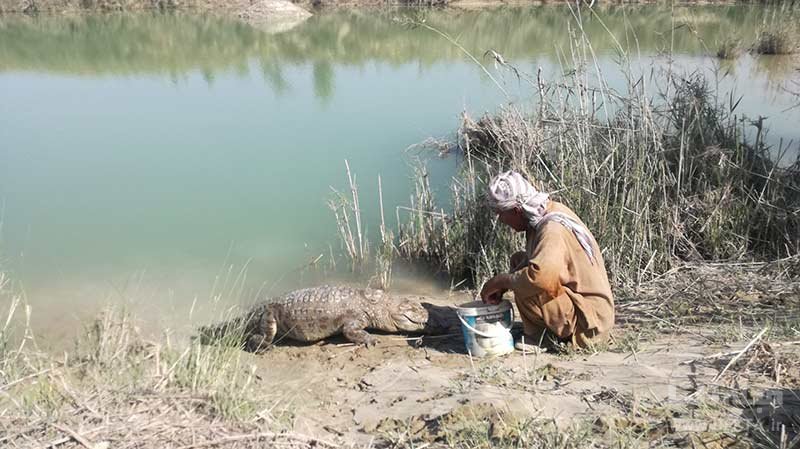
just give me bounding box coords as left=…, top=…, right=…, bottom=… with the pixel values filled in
left=1, top=6, right=799, bottom=327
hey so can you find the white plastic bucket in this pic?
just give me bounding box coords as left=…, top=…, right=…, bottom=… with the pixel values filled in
left=456, top=300, right=514, bottom=357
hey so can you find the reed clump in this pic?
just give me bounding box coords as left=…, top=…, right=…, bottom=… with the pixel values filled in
left=394, top=61, right=800, bottom=288
left=328, top=160, right=396, bottom=289
left=753, top=25, right=800, bottom=54
left=716, top=38, right=742, bottom=59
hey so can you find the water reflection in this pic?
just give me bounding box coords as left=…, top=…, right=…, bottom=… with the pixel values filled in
left=753, top=54, right=800, bottom=94
left=312, top=60, right=334, bottom=103
left=1, top=6, right=798, bottom=88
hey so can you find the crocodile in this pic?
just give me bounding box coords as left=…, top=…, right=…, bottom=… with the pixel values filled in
left=198, top=285, right=458, bottom=352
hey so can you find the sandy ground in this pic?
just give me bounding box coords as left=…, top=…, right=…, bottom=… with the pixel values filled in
left=232, top=292, right=800, bottom=447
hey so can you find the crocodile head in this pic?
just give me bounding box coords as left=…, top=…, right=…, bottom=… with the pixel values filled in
left=389, top=299, right=459, bottom=334
left=389, top=298, right=431, bottom=332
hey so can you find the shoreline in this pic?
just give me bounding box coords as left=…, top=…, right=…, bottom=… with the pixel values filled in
left=0, top=0, right=759, bottom=15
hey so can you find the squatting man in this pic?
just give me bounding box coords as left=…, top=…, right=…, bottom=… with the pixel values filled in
left=479, top=170, right=615, bottom=351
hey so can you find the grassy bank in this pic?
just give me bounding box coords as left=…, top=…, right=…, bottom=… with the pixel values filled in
left=0, top=275, right=330, bottom=447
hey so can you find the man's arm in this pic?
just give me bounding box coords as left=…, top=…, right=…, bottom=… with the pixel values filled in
left=480, top=273, right=513, bottom=304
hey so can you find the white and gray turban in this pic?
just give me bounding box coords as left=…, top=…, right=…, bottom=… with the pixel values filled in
left=486, top=170, right=550, bottom=225
left=487, top=170, right=596, bottom=264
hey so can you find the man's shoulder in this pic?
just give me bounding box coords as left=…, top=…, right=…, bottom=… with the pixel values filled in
left=538, top=219, right=573, bottom=243
left=547, top=200, right=579, bottom=218
left=529, top=219, right=570, bottom=250
left=547, top=200, right=592, bottom=231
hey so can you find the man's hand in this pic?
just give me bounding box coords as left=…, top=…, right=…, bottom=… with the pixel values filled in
left=480, top=274, right=512, bottom=305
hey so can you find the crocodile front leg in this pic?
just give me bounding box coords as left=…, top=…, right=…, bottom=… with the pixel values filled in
left=245, top=308, right=277, bottom=353
left=341, top=316, right=377, bottom=347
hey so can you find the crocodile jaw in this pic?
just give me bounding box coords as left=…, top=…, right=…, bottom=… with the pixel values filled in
left=389, top=299, right=430, bottom=332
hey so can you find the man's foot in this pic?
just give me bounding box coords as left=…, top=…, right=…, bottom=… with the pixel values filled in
left=514, top=340, right=547, bottom=354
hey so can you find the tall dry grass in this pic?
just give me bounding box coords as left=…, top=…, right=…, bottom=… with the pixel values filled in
left=328, top=160, right=397, bottom=289
left=753, top=27, right=799, bottom=54
left=391, top=13, right=800, bottom=288
left=752, top=8, right=800, bottom=55
left=0, top=261, right=315, bottom=446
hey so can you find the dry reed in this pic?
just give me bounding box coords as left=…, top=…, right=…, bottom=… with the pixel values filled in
left=392, top=16, right=800, bottom=289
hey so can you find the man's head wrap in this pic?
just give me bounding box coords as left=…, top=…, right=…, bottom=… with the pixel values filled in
left=487, top=170, right=596, bottom=264
left=486, top=170, right=550, bottom=226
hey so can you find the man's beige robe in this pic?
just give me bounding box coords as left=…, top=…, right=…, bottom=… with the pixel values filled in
left=508, top=201, right=615, bottom=347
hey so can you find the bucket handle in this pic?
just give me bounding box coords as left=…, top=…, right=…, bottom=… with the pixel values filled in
left=457, top=305, right=515, bottom=339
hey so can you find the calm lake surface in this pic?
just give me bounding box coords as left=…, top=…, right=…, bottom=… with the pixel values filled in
left=1, top=6, right=799, bottom=329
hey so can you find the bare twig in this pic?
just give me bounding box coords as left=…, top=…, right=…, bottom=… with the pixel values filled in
left=712, top=327, right=768, bottom=383
left=175, top=432, right=339, bottom=449
left=0, top=366, right=57, bottom=391
left=51, top=424, right=96, bottom=449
